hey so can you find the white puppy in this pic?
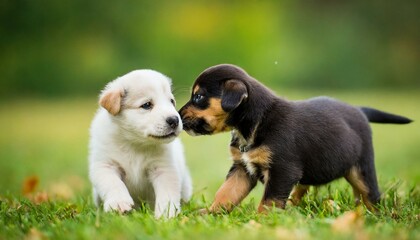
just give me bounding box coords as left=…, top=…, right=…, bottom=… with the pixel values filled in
left=88, top=70, right=192, bottom=218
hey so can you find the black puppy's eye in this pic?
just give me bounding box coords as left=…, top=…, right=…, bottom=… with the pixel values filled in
left=192, top=94, right=204, bottom=104
left=140, top=101, right=153, bottom=110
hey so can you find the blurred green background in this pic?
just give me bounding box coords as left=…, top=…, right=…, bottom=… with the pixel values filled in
left=0, top=1, right=419, bottom=201
left=1, top=0, right=419, bottom=98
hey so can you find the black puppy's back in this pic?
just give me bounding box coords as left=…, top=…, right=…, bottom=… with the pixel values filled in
left=261, top=96, right=382, bottom=204
left=283, top=97, right=369, bottom=183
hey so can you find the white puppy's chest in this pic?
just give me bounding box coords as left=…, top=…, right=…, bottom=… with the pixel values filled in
left=116, top=151, right=157, bottom=204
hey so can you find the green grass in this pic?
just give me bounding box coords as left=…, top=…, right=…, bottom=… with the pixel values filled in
left=0, top=89, right=419, bottom=239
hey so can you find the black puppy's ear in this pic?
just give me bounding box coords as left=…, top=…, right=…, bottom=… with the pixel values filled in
left=221, top=79, right=248, bottom=112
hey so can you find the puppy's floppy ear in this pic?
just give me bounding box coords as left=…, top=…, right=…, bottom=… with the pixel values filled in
left=99, top=83, right=125, bottom=116
left=221, top=79, right=248, bottom=112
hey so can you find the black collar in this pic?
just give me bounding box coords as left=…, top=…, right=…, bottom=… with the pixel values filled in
left=239, top=144, right=251, bottom=153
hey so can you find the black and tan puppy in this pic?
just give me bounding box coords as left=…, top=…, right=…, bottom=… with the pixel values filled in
left=179, top=64, right=412, bottom=213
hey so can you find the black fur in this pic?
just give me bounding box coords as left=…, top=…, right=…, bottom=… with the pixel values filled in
left=179, top=64, right=412, bottom=209
left=360, top=107, right=412, bottom=124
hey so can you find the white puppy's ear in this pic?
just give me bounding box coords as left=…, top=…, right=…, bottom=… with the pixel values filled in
left=99, top=82, right=125, bottom=116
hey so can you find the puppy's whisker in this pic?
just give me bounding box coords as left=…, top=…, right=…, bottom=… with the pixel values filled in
left=173, top=87, right=192, bottom=95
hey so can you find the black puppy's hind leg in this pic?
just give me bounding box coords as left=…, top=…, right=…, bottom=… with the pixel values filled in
left=360, top=149, right=381, bottom=208
left=345, top=156, right=381, bottom=211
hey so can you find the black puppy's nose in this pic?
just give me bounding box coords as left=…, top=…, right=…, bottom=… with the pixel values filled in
left=166, top=116, right=179, bottom=129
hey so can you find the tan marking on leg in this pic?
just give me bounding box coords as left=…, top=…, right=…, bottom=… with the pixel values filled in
left=261, top=169, right=270, bottom=184
left=246, top=146, right=272, bottom=169
left=288, top=184, right=310, bottom=206
left=209, top=167, right=251, bottom=213
left=230, top=146, right=242, bottom=161
left=345, top=166, right=375, bottom=210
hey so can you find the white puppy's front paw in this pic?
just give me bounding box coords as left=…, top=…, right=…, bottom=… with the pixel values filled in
left=154, top=203, right=179, bottom=219
left=103, top=196, right=134, bottom=213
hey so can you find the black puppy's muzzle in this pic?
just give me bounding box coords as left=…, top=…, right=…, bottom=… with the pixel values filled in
left=182, top=117, right=213, bottom=135
left=179, top=106, right=212, bottom=135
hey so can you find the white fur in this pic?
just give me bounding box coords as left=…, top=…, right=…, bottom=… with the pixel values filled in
left=88, top=70, right=192, bottom=218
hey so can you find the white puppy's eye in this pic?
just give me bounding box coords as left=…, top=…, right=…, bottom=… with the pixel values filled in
left=170, top=99, right=175, bottom=106
left=140, top=101, right=153, bottom=110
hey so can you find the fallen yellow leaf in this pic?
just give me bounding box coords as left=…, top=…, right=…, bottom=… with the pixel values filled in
left=332, top=208, right=364, bottom=233
left=25, top=228, right=46, bottom=240
left=22, top=176, right=39, bottom=196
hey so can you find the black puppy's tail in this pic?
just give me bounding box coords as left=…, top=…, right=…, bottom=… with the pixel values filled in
left=360, top=107, right=412, bottom=124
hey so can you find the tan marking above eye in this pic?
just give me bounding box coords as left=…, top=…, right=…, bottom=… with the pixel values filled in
left=193, top=85, right=200, bottom=95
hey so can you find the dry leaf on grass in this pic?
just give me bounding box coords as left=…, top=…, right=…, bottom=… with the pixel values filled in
left=48, top=175, right=86, bottom=200
left=22, top=175, right=86, bottom=203
left=22, top=175, right=49, bottom=204
left=244, top=220, right=262, bottom=229
left=22, top=176, right=39, bottom=196
left=66, top=175, right=86, bottom=192
left=180, top=216, right=190, bottom=225
left=24, top=228, right=46, bottom=240
left=323, top=199, right=341, bottom=212
left=332, top=208, right=364, bottom=233
left=32, top=191, right=49, bottom=204
left=275, top=227, right=307, bottom=240
left=49, top=182, right=74, bottom=200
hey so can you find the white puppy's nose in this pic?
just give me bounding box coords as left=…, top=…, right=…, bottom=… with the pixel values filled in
left=166, top=116, right=179, bottom=129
